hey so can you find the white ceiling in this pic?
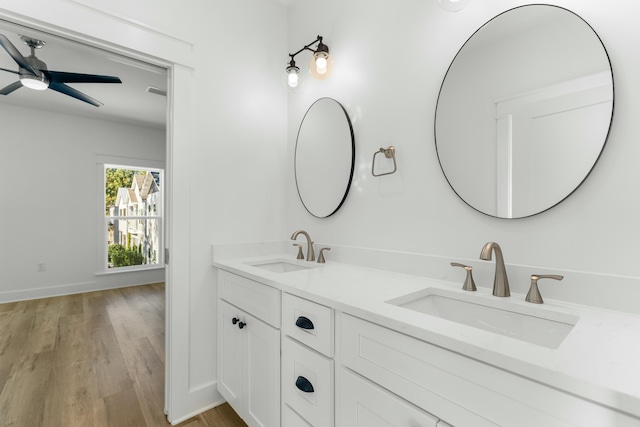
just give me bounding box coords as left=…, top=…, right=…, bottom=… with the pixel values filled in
left=0, top=19, right=167, bottom=130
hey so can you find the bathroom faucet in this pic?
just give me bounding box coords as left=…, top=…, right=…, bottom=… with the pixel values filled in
left=479, top=242, right=510, bottom=297
left=291, top=230, right=315, bottom=262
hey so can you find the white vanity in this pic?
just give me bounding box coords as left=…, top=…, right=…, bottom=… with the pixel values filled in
left=214, top=254, right=640, bottom=427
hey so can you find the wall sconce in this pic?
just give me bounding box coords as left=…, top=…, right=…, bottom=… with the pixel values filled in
left=286, top=35, right=333, bottom=88
left=438, top=0, right=472, bottom=12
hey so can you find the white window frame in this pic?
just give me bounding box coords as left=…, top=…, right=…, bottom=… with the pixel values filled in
left=97, top=155, right=165, bottom=274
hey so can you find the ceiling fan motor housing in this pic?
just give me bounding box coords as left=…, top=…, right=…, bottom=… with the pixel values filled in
left=26, top=55, right=47, bottom=70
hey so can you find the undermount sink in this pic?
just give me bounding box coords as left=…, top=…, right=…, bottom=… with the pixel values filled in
left=387, top=288, right=578, bottom=349
left=246, top=259, right=313, bottom=273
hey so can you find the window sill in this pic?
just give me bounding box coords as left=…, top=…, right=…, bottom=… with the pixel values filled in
left=96, top=265, right=165, bottom=276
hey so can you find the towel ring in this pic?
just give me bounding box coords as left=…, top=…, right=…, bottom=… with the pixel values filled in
left=372, top=146, right=397, bottom=177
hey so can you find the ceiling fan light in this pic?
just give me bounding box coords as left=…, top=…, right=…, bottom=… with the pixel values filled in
left=20, top=74, right=49, bottom=90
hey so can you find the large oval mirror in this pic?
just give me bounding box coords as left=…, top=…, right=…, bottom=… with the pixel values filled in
left=295, top=97, right=355, bottom=218
left=435, top=5, right=614, bottom=218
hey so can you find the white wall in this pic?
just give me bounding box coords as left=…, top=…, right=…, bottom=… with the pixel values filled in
left=0, top=103, right=165, bottom=302
left=286, top=0, right=640, bottom=293
left=178, top=1, right=288, bottom=420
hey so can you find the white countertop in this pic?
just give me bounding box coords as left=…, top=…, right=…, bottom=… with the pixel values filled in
left=213, top=254, right=640, bottom=420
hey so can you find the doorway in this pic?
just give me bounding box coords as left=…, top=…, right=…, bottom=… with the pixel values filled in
left=0, top=11, right=180, bottom=421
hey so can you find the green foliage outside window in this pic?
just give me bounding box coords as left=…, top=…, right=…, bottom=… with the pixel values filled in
left=105, top=168, right=147, bottom=214
left=108, top=244, right=144, bottom=267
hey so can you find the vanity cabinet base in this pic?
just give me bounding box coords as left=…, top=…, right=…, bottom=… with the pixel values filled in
left=337, top=367, right=439, bottom=427
left=339, top=313, right=637, bottom=427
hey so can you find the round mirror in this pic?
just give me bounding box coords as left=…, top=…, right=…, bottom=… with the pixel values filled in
left=295, top=97, right=355, bottom=218
left=435, top=5, right=614, bottom=218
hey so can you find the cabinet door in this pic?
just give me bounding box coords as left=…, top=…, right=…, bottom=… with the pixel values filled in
left=243, top=310, right=280, bottom=427
left=337, top=368, right=438, bottom=427
left=218, top=299, right=244, bottom=416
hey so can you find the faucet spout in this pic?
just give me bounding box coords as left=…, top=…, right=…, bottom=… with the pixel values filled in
left=480, top=242, right=510, bottom=297
left=291, top=230, right=315, bottom=262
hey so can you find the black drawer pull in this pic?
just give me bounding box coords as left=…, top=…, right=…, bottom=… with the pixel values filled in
left=295, top=316, right=314, bottom=330
left=232, top=317, right=239, bottom=325
left=295, top=376, right=314, bottom=393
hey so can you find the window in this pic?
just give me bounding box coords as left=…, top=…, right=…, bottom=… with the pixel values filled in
left=104, top=165, right=163, bottom=270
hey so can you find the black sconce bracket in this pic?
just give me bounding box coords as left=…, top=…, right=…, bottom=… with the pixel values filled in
left=288, top=35, right=326, bottom=64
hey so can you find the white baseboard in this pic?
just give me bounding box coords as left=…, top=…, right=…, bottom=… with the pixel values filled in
left=0, top=281, right=100, bottom=303
left=0, top=268, right=165, bottom=303
left=168, top=385, right=225, bottom=425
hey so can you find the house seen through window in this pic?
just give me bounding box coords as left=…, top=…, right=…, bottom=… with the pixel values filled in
left=105, top=166, right=163, bottom=269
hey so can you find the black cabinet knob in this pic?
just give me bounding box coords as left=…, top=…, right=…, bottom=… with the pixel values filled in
left=232, top=317, right=239, bottom=325
left=295, top=375, right=314, bottom=393
left=238, top=321, right=246, bottom=329
left=295, top=316, right=314, bottom=330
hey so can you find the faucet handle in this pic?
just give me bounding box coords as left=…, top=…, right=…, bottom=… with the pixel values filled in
left=526, top=274, right=563, bottom=304
left=450, top=262, right=477, bottom=292
left=293, top=244, right=304, bottom=260
left=317, top=247, right=331, bottom=263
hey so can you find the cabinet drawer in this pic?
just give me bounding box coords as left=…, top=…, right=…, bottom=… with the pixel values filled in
left=337, top=367, right=438, bottom=427
left=282, top=403, right=312, bottom=427
left=282, top=293, right=333, bottom=357
left=219, top=270, right=280, bottom=327
left=282, top=336, right=334, bottom=426
left=340, top=313, right=638, bottom=427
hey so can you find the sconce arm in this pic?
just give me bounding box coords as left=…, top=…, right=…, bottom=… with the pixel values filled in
left=288, top=35, right=323, bottom=60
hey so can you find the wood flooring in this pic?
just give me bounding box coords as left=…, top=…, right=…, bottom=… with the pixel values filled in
left=0, top=283, right=247, bottom=427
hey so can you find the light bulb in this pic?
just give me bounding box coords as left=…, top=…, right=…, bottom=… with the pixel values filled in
left=309, top=53, right=333, bottom=80
left=288, top=72, right=299, bottom=88
left=286, top=61, right=300, bottom=88
left=315, top=57, right=327, bottom=75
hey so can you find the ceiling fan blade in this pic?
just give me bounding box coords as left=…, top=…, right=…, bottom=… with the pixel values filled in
left=0, top=34, right=38, bottom=75
left=0, top=67, right=19, bottom=75
left=49, top=82, right=102, bottom=107
left=48, top=71, right=122, bottom=84
left=0, top=81, right=23, bottom=95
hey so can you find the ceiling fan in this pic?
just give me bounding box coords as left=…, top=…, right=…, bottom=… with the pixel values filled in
left=0, top=34, right=121, bottom=107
